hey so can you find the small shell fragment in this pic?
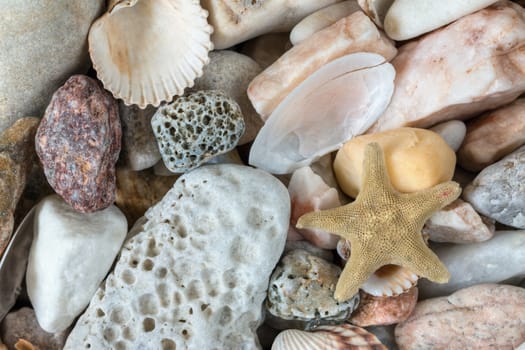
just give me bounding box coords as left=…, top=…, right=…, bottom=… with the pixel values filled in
left=88, top=0, right=213, bottom=108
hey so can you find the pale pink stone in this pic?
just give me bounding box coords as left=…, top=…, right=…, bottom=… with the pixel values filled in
left=395, top=284, right=525, bottom=350
left=369, top=1, right=525, bottom=133
left=247, top=11, right=397, bottom=120
left=288, top=167, right=341, bottom=249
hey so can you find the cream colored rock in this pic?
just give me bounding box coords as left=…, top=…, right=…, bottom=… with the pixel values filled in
left=384, top=0, right=499, bottom=40
left=248, top=11, right=397, bottom=120
left=395, top=284, right=525, bottom=349
left=290, top=1, right=361, bottom=45
left=369, top=2, right=525, bottom=133
left=334, top=128, right=456, bottom=197
left=358, top=0, right=394, bottom=27
left=241, top=34, right=291, bottom=69
left=202, top=0, right=342, bottom=49
left=459, top=98, right=525, bottom=172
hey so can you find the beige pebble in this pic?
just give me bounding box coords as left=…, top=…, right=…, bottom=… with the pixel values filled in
left=334, top=128, right=456, bottom=197
left=241, top=33, right=291, bottom=69
left=395, top=284, right=525, bottom=350
left=459, top=98, right=525, bottom=172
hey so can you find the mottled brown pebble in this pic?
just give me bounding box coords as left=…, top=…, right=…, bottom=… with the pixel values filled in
left=35, top=75, right=121, bottom=213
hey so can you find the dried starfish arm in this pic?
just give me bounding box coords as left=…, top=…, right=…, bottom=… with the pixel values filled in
left=296, top=204, right=360, bottom=236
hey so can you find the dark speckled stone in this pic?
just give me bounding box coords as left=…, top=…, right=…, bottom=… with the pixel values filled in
left=36, top=75, right=121, bottom=213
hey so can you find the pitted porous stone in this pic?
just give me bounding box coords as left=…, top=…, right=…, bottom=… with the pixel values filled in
left=266, top=249, right=359, bottom=330
left=152, top=90, right=245, bottom=173
left=64, top=164, right=290, bottom=349
left=35, top=75, right=121, bottom=213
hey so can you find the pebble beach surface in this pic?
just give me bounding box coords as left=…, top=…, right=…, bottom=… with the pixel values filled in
left=1, top=1, right=525, bottom=349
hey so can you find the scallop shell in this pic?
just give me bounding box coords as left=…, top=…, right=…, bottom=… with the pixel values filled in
left=271, top=323, right=387, bottom=350
left=337, top=239, right=418, bottom=297
left=357, top=0, right=395, bottom=28
left=88, top=0, right=213, bottom=108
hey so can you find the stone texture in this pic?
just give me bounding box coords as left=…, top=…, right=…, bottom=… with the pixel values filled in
left=119, top=103, right=160, bottom=171
left=396, top=284, right=525, bottom=350
left=0, top=307, right=68, bottom=350
left=151, top=90, right=244, bottom=173
left=422, top=199, right=495, bottom=244
left=115, top=167, right=178, bottom=226
left=283, top=240, right=334, bottom=262
left=0, top=0, right=104, bottom=133
left=192, top=51, right=262, bottom=145
left=201, top=0, right=342, bottom=49
left=464, top=145, right=525, bottom=228
left=429, top=120, right=466, bottom=152
left=419, top=231, right=525, bottom=299
left=247, top=11, right=397, bottom=120
left=458, top=98, right=525, bottom=172
left=241, top=33, right=291, bottom=69
left=65, top=164, right=290, bottom=349
left=35, top=75, right=121, bottom=213
left=369, top=1, right=525, bottom=133
left=0, top=117, right=39, bottom=258
left=27, top=195, right=127, bottom=333
left=384, top=0, right=499, bottom=40
left=266, top=249, right=359, bottom=330
left=351, top=287, right=418, bottom=327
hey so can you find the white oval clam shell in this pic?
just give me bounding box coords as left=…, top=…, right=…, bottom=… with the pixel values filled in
left=249, top=52, right=395, bottom=174
left=89, top=0, right=213, bottom=108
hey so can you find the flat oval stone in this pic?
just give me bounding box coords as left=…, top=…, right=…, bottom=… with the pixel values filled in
left=35, top=75, right=121, bottom=213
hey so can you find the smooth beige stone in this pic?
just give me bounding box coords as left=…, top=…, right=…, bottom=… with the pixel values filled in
left=248, top=11, right=397, bottom=120
left=384, top=0, right=499, bottom=40
left=458, top=98, right=525, bottom=172
left=290, top=1, right=361, bottom=45
left=422, top=199, right=495, bottom=244
left=395, top=284, right=525, bottom=350
left=369, top=2, right=525, bottom=133
left=334, top=128, right=456, bottom=197
left=358, top=0, right=394, bottom=27
left=241, top=33, right=291, bottom=69
left=201, top=0, right=342, bottom=49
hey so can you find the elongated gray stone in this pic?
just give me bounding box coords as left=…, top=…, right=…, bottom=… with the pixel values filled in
left=419, top=231, right=525, bottom=299
left=463, top=145, right=525, bottom=229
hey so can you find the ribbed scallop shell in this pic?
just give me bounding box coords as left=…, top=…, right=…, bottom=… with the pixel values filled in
left=337, top=239, right=418, bottom=297
left=88, top=0, right=213, bottom=108
left=271, top=323, right=387, bottom=350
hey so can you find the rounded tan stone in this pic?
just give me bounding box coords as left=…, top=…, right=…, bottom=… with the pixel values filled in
left=334, top=127, right=456, bottom=197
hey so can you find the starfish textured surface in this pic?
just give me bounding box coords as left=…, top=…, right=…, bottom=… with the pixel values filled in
left=297, top=142, right=461, bottom=301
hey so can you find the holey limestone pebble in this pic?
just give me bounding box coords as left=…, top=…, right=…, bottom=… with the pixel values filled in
left=152, top=90, right=245, bottom=173
left=64, top=164, right=290, bottom=349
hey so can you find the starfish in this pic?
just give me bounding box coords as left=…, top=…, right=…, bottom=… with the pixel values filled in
left=297, top=142, right=461, bottom=302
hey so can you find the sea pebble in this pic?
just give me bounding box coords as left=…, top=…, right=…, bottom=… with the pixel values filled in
left=272, top=324, right=387, bottom=350
left=202, top=0, right=341, bottom=49
left=384, top=0, right=499, bottom=40
left=350, top=287, right=418, bottom=327
left=35, top=75, right=121, bottom=213
left=458, top=98, right=525, bottom=172
left=241, top=34, right=291, bottom=69
left=0, top=0, right=104, bottom=133
left=151, top=90, right=245, bottom=173
left=0, top=118, right=39, bottom=257
left=463, top=145, right=525, bottom=228
left=334, top=128, right=456, bottom=197
left=369, top=1, right=525, bottom=132
left=0, top=308, right=68, bottom=350
left=422, top=199, right=495, bottom=244
left=288, top=167, right=341, bottom=249
left=26, top=195, right=127, bottom=332
left=191, top=51, right=262, bottom=144
left=64, top=164, right=290, bottom=349
left=290, top=1, right=361, bottom=45
left=357, top=0, right=395, bottom=27
left=248, top=11, right=397, bottom=120
left=249, top=53, right=395, bottom=174
left=429, top=120, right=466, bottom=152
left=115, top=168, right=178, bottom=227
left=119, top=103, right=161, bottom=171
left=418, top=231, right=525, bottom=299
left=283, top=240, right=334, bottom=262
left=396, top=284, right=525, bottom=349
left=153, top=149, right=243, bottom=176
left=266, top=250, right=359, bottom=330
